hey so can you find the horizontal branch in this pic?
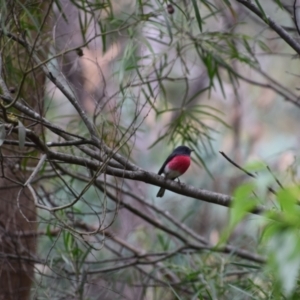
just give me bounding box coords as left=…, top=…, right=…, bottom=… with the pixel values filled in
left=46, top=150, right=264, bottom=215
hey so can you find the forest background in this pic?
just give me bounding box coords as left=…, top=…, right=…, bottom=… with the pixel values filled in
left=1, top=0, right=300, bottom=299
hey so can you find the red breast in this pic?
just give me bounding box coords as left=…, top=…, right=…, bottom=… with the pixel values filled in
left=166, top=155, right=191, bottom=174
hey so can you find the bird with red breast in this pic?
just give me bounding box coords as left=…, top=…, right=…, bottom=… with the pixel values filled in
left=156, top=145, right=193, bottom=197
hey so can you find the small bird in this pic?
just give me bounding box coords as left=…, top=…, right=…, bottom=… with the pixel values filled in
left=156, top=146, right=193, bottom=197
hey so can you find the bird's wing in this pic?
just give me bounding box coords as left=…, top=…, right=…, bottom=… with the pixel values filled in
left=158, top=152, right=176, bottom=175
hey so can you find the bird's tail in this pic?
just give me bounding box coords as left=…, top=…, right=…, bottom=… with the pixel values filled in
left=156, top=187, right=165, bottom=198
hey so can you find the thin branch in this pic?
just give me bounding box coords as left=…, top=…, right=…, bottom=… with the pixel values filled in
left=294, top=0, right=300, bottom=36
left=220, top=151, right=256, bottom=178
left=46, top=149, right=264, bottom=214
left=267, top=165, right=284, bottom=189
left=66, top=172, right=266, bottom=264
left=236, top=0, right=300, bottom=54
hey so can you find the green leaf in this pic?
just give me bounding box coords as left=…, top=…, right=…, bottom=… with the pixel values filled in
left=254, top=0, right=268, bottom=21
left=191, top=0, right=203, bottom=33
left=274, top=0, right=283, bottom=9
left=219, top=183, right=259, bottom=244
left=268, top=230, right=300, bottom=296
left=46, top=224, right=54, bottom=242
left=221, top=183, right=259, bottom=242
left=0, top=124, right=6, bottom=147
left=157, top=232, right=170, bottom=251
left=98, top=21, right=107, bottom=53
left=230, top=183, right=258, bottom=227
left=277, top=186, right=299, bottom=213
left=243, top=160, right=266, bottom=173
left=257, top=40, right=272, bottom=53
left=18, top=120, right=26, bottom=149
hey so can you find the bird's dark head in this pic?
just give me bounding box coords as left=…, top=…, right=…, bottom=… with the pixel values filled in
left=173, top=145, right=193, bottom=156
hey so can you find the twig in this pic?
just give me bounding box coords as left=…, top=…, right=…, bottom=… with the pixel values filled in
left=267, top=165, right=284, bottom=189
left=237, top=0, right=300, bottom=54
left=293, top=0, right=300, bottom=37
left=219, top=151, right=256, bottom=178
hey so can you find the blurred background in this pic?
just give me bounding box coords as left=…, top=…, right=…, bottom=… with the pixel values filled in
left=46, top=0, right=300, bottom=248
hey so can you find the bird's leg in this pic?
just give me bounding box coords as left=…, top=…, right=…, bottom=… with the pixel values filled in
left=176, top=178, right=186, bottom=187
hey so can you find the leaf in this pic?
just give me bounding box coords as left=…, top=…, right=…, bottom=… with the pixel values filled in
left=274, top=0, right=283, bottom=9
left=221, top=183, right=259, bottom=242
left=277, top=186, right=299, bottom=213
left=0, top=124, right=6, bottom=147
left=257, top=40, right=272, bottom=53
left=18, top=120, right=26, bottom=149
left=191, top=0, right=203, bottom=33
left=157, top=233, right=170, bottom=251
left=230, top=183, right=258, bottom=228
left=98, top=21, right=107, bottom=54
left=46, top=224, right=54, bottom=242
left=254, top=0, right=268, bottom=21
left=268, top=230, right=300, bottom=296
left=53, top=0, right=68, bottom=23
left=243, top=160, right=266, bottom=173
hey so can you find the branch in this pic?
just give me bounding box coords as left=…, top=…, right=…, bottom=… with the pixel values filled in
left=220, top=151, right=256, bottom=178
left=52, top=169, right=266, bottom=264
left=46, top=150, right=264, bottom=214
left=0, top=29, right=139, bottom=171
left=236, top=0, right=300, bottom=55
left=293, top=0, right=300, bottom=36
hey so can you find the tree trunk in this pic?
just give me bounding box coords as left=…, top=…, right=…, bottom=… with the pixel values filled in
left=0, top=1, right=48, bottom=298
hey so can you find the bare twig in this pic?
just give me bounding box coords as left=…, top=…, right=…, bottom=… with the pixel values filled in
left=220, top=151, right=256, bottom=178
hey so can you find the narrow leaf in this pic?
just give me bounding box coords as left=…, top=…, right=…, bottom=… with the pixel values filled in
left=18, top=120, right=26, bottom=149
left=191, top=0, right=203, bottom=32
left=0, top=124, right=6, bottom=147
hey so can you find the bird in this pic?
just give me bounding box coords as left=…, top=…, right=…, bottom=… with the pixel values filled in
left=156, top=145, right=193, bottom=197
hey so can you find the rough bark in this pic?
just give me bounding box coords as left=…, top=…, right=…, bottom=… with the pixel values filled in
left=0, top=1, right=48, bottom=298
